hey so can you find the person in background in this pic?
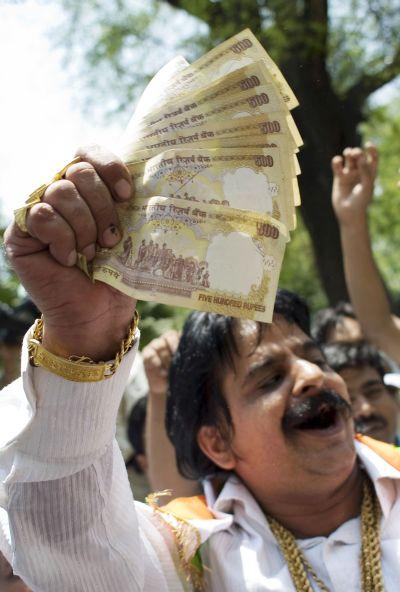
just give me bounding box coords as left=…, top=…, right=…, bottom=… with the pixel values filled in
left=312, top=300, right=400, bottom=442
left=332, top=144, right=400, bottom=365
left=122, top=329, right=200, bottom=501
left=143, top=330, right=200, bottom=497
left=125, top=396, right=150, bottom=501
left=116, top=350, right=149, bottom=462
left=127, top=396, right=148, bottom=474
left=115, top=348, right=150, bottom=500
left=323, top=340, right=400, bottom=445
left=312, top=301, right=362, bottom=345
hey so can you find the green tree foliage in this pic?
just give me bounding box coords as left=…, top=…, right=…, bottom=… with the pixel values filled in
left=280, top=218, right=327, bottom=312
left=136, top=300, right=188, bottom=347
left=361, top=99, right=400, bottom=300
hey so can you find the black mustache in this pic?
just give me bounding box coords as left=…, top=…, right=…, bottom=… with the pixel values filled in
left=282, top=390, right=352, bottom=430
left=354, top=415, right=388, bottom=432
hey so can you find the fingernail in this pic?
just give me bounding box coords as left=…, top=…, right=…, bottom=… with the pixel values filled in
left=67, top=249, right=77, bottom=267
left=81, top=243, right=96, bottom=260
left=114, top=178, right=132, bottom=200
left=103, top=225, right=121, bottom=247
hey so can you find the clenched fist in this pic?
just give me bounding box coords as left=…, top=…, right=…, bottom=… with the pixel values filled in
left=143, top=331, right=180, bottom=396
left=4, top=145, right=136, bottom=361
left=331, top=144, right=378, bottom=227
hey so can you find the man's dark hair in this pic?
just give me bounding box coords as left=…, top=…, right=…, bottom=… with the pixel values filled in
left=312, top=302, right=356, bottom=345
left=323, top=340, right=391, bottom=380
left=166, top=289, right=310, bottom=480
left=127, top=396, right=147, bottom=474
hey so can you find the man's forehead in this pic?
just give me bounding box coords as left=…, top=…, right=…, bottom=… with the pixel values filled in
left=328, top=316, right=363, bottom=342
left=234, top=315, right=310, bottom=359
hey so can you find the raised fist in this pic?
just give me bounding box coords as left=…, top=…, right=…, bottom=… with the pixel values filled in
left=143, top=330, right=180, bottom=396
left=331, top=144, right=378, bottom=227
left=4, top=145, right=136, bottom=360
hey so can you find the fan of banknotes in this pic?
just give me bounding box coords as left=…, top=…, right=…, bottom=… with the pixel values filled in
left=92, top=30, right=303, bottom=322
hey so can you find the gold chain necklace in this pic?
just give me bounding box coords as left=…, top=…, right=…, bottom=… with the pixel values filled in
left=267, top=477, right=385, bottom=592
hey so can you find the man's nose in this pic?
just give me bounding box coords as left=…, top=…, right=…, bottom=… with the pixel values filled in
left=352, top=393, right=373, bottom=417
left=291, top=359, right=325, bottom=398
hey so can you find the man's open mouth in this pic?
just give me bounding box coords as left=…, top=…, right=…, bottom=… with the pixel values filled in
left=282, top=391, right=352, bottom=436
left=290, top=403, right=339, bottom=431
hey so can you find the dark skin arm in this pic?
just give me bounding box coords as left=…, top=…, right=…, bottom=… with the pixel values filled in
left=0, top=552, right=31, bottom=591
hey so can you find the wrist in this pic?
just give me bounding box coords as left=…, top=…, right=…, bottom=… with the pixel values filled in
left=338, top=212, right=369, bottom=234
left=29, top=311, right=139, bottom=382
left=148, top=388, right=168, bottom=402
left=42, top=304, right=137, bottom=361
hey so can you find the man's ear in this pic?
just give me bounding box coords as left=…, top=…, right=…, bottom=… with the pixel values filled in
left=197, top=425, right=236, bottom=471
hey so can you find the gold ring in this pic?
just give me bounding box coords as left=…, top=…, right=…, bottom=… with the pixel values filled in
left=14, top=156, right=82, bottom=233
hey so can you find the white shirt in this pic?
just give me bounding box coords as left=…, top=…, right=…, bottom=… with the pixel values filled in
left=1, top=337, right=400, bottom=591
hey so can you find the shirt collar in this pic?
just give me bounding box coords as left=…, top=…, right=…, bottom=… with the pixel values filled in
left=205, top=473, right=275, bottom=542
left=355, top=439, right=400, bottom=518
left=205, top=441, right=400, bottom=528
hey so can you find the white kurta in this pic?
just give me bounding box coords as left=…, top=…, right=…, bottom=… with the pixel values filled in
left=1, top=335, right=400, bottom=591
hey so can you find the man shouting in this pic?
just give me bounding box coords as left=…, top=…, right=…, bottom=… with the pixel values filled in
left=1, top=146, right=400, bottom=591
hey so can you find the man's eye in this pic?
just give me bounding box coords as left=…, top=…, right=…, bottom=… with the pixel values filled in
left=259, top=374, right=283, bottom=391
left=365, top=388, right=384, bottom=400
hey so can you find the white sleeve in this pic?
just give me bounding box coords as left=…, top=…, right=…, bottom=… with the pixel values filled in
left=0, top=332, right=149, bottom=591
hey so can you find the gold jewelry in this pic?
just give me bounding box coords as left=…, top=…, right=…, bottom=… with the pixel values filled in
left=27, top=310, right=139, bottom=382
left=14, top=156, right=82, bottom=233
left=267, top=475, right=384, bottom=592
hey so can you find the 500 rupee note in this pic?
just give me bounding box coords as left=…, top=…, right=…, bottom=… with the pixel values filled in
left=122, top=113, right=299, bottom=166
left=161, top=29, right=298, bottom=109
left=132, top=59, right=288, bottom=133
left=130, top=136, right=301, bottom=179
left=122, top=112, right=298, bottom=161
left=136, top=99, right=302, bottom=151
left=92, top=196, right=287, bottom=322
left=136, top=67, right=286, bottom=130
left=124, top=56, right=190, bottom=135
left=126, top=147, right=297, bottom=230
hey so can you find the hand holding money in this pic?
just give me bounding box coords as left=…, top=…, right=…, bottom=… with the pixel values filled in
left=9, top=30, right=302, bottom=327
left=5, top=146, right=136, bottom=360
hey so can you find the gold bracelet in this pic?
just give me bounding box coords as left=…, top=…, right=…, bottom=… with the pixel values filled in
left=27, top=310, right=139, bottom=382
left=14, top=156, right=82, bottom=233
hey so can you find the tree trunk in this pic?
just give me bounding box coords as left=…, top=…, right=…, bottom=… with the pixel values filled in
left=280, top=58, right=362, bottom=304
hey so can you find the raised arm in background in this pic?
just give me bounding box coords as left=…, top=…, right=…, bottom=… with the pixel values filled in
left=143, top=330, right=200, bottom=497
left=332, top=145, right=400, bottom=364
